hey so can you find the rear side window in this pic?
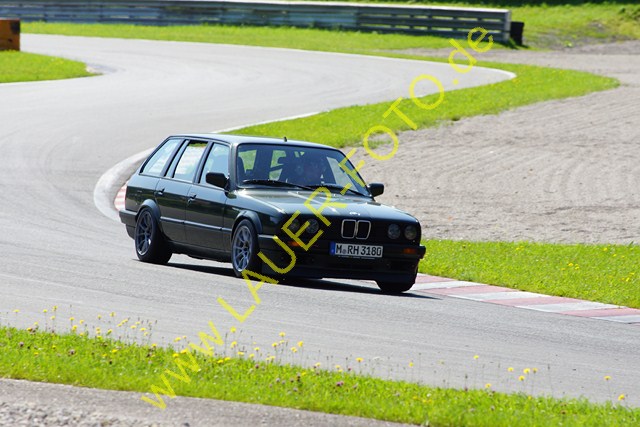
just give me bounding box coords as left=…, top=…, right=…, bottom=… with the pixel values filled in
left=141, top=138, right=181, bottom=176
left=173, top=142, right=208, bottom=182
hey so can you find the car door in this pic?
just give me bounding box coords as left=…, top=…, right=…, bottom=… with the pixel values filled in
left=155, top=140, right=208, bottom=243
left=184, top=143, right=230, bottom=250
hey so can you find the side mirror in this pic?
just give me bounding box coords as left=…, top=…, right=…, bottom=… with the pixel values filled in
left=368, top=183, right=384, bottom=197
left=206, top=172, right=228, bottom=189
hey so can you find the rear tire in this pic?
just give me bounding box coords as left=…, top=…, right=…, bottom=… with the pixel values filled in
left=376, top=281, right=413, bottom=294
left=231, top=219, right=262, bottom=278
left=134, top=209, right=172, bottom=264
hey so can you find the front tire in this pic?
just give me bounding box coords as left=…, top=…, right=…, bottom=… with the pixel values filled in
left=134, top=209, right=172, bottom=264
left=231, top=219, right=262, bottom=277
left=376, top=281, right=413, bottom=294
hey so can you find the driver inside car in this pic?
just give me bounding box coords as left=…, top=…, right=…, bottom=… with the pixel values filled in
left=296, top=153, right=324, bottom=186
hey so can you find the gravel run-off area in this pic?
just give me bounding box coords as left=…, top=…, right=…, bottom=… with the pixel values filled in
left=364, top=41, right=640, bottom=245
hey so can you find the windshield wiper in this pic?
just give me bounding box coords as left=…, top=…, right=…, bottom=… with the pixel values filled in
left=241, top=179, right=314, bottom=191
left=307, top=184, right=367, bottom=197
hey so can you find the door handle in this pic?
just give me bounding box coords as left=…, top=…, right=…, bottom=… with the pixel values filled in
left=154, top=188, right=165, bottom=197
left=187, top=193, right=197, bottom=202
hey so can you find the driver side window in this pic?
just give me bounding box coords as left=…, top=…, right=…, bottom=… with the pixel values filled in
left=200, top=144, right=230, bottom=184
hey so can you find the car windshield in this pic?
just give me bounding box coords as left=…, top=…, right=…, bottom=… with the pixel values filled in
left=236, top=144, right=369, bottom=196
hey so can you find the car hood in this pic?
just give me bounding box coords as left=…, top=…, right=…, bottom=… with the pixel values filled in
left=237, top=189, right=419, bottom=223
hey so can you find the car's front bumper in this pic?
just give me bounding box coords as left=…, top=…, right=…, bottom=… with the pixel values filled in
left=258, top=235, right=425, bottom=283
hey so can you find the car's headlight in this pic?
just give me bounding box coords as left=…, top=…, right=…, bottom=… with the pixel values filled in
left=305, top=218, right=320, bottom=234
left=404, top=225, right=418, bottom=240
left=387, top=224, right=401, bottom=239
left=287, top=217, right=301, bottom=233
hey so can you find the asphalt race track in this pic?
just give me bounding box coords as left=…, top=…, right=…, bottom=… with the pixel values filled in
left=1, top=34, right=639, bottom=408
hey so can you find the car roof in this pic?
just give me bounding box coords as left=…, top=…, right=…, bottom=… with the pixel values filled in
left=170, top=133, right=335, bottom=150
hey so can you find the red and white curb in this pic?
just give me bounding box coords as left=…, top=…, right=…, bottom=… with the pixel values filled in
left=114, top=183, right=127, bottom=212
left=414, top=274, right=640, bottom=325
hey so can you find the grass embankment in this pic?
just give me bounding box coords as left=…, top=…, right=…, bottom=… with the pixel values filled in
left=312, top=1, right=640, bottom=49
left=0, top=51, right=92, bottom=83
left=420, top=241, right=639, bottom=309
left=1, top=325, right=637, bottom=426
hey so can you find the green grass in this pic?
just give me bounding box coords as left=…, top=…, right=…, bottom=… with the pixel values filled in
left=24, top=21, right=486, bottom=52
left=0, top=51, right=92, bottom=83
left=1, top=325, right=638, bottom=426
left=511, top=3, right=640, bottom=48
left=231, top=63, right=618, bottom=147
left=420, top=241, right=640, bottom=309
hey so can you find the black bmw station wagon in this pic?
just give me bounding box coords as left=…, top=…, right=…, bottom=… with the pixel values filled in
left=119, top=134, right=426, bottom=293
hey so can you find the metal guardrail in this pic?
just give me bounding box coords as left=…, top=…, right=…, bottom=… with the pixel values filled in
left=0, top=0, right=512, bottom=42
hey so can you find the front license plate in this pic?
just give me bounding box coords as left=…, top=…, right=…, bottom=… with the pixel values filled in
left=330, top=242, right=383, bottom=258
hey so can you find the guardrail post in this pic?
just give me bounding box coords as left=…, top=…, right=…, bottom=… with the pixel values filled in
left=0, top=18, right=20, bottom=51
left=510, top=21, right=524, bottom=46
